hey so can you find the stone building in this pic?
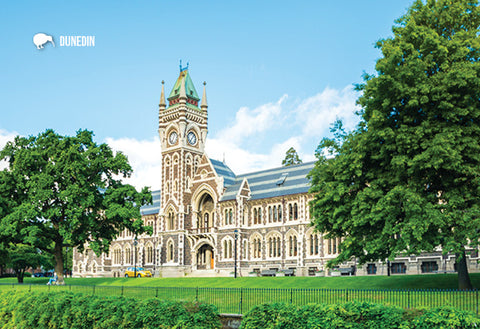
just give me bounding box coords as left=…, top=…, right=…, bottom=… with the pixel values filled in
left=72, top=66, right=480, bottom=278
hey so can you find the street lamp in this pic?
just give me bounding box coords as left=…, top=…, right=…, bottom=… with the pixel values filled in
left=134, top=239, right=138, bottom=278
left=234, top=229, right=238, bottom=278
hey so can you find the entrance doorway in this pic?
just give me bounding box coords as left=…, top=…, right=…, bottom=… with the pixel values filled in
left=197, top=244, right=214, bottom=270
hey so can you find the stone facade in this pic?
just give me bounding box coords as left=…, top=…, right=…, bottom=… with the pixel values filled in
left=72, top=67, right=480, bottom=278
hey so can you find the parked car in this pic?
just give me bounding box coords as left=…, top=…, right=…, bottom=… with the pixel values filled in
left=33, top=272, right=46, bottom=277
left=124, top=267, right=152, bottom=278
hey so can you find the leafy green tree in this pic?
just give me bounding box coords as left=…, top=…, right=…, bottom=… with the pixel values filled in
left=0, top=129, right=152, bottom=284
left=282, top=147, right=303, bottom=166
left=6, top=244, right=51, bottom=283
left=309, top=0, right=480, bottom=289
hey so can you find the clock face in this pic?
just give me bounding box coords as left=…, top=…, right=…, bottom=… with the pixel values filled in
left=187, top=131, right=197, bottom=145
left=168, top=131, right=178, bottom=145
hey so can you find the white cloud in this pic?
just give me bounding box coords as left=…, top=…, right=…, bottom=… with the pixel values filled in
left=295, top=85, right=360, bottom=139
left=104, top=136, right=162, bottom=191
left=0, top=129, right=18, bottom=170
left=216, top=94, right=288, bottom=143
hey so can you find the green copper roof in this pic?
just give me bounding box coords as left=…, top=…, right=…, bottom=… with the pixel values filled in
left=168, top=69, right=200, bottom=101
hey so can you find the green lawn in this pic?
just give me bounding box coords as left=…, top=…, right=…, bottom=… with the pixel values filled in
left=2, top=273, right=480, bottom=290
left=1, top=274, right=478, bottom=314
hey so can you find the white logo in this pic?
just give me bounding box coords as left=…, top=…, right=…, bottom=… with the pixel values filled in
left=33, top=33, right=55, bottom=49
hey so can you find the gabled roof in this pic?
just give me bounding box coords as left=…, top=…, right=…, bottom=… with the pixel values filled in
left=220, top=161, right=315, bottom=201
left=210, top=158, right=236, bottom=186
left=140, top=189, right=161, bottom=215
left=168, top=69, right=200, bottom=101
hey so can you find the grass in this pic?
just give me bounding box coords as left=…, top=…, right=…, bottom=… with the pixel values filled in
left=1, top=274, right=479, bottom=314
left=2, top=273, right=480, bottom=290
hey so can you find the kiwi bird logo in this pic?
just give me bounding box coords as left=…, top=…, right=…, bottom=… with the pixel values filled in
left=33, top=33, right=55, bottom=49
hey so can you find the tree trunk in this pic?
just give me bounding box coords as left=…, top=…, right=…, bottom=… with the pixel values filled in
left=387, top=260, right=391, bottom=276
left=16, top=269, right=24, bottom=284
left=54, top=241, right=65, bottom=285
left=456, top=249, right=472, bottom=290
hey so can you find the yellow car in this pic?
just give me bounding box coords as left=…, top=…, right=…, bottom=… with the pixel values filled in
left=124, top=267, right=152, bottom=278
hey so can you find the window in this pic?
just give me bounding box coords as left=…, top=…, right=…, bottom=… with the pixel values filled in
left=167, top=240, right=174, bottom=262
left=223, top=239, right=233, bottom=259
left=391, top=262, right=406, bottom=274
left=421, top=261, right=438, bottom=273
left=125, top=247, right=132, bottom=264
left=253, top=207, right=262, bottom=225
left=252, top=237, right=262, bottom=259
left=289, top=204, right=293, bottom=220
left=268, top=206, right=272, bottom=223
left=146, top=244, right=153, bottom=263
left=167, top=211, right=175, bottom=231
left=273, top=206, right=277, bottom=222
left=229, top=209, right=233, bottom=225
left=294, top=203, right=298, bottom=220
left=268, top=235, right=281, bottom=258
left=113, top=247, right=122, bottom=265
left=288, top=235, right=298, bottom=257
left=308, top=234, right=320, bottom=256
left=367, top=263, right=377, bottom=275
left=278, top=205, right=282, bottom=222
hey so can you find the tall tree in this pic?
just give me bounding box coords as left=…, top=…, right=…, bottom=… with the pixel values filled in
left=309, top=0, right=480, bottom=289
left=0, top=129, right=152, bottom=284
left=282, top=147, right=303, bottom=166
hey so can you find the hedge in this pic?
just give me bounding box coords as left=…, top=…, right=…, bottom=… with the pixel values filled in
left=241, top=301, right=480, bottom=329
left=0, top=290, right=221, bottom=329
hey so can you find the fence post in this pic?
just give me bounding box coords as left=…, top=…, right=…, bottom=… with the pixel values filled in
left=346, top=289, right=349, bottom=302
left=407, top=290, right=410, bottom=309
left=290, top=288, right=293, bottom=304
left=476, top=288, right=478, bottom=316
left=156, top=287, right=158, bottom=298
left=121, top=286, right=124, bottom=296
left=239, top=288, right=243, bottom=314
left=196, top=287, right=199, bottom=302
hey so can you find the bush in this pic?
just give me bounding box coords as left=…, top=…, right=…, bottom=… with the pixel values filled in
left=411, top=306, right=480, bottom=328
left=0, top=290, right=221, bottom=329
left=241, top=301, right=480, bottom=329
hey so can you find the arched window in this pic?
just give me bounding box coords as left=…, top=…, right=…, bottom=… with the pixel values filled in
left=273, top=206, right=277, bottom=222
left=146, top=244, right=153, bottom=263
left=113, top=247, right=122, bottom=265
left=125, top=247, right=132, bottom=264
left=167, top=211, right=175, bottom=231
left=167, top=240, right=174, bottom=262
left=289, top=204, right=293, bottom=221
left=278, top=205, right=282, bottom=222
left=251, top=237, right=262, bottom=259
left=204, top=213, right=209, bottom=228
left=268, top=206, right=272, bottom=223
left=294, top=203, right=298, bottom=220
left=253, top=208, right=257, bottom=224
left=267, top=234, right=281, bottom=258
left=229, top=209, right=233, bottom=225
left=224, top=209, right=228, bottom=225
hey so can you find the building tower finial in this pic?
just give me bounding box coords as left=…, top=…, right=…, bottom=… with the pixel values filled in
left=159, top=80, right=166, bottom=110
left=201, top=81, right=208, bottom=112
left=179, top=74, right=187, bottom=104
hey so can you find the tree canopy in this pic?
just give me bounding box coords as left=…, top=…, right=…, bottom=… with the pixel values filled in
left=0, top=129, right=152, bottom=284
left=282, top=147, right=303, bottom=166
left=309, top=0, right=480, bottom=289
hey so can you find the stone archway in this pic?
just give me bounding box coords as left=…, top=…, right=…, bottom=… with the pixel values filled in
left=197, top=244, right=214, bottom=270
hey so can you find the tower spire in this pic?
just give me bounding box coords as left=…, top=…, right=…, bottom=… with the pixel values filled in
left=201, top=81, right=208, bottom=112
left=159, top=80, right=166, bottom=110
left=179, top=73, right=187, bottom=105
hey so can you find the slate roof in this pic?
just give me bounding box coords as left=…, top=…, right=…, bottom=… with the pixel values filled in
left=140, top=189, right=161, bottom=215
left=139, top=161, right=315, bottom=214
left=220, top=161, right=315, bottom=201
left=210, top=158, right=236, bottom=186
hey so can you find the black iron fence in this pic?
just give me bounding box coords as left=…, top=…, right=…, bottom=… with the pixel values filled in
left=0, top=283, right=477, bottom=315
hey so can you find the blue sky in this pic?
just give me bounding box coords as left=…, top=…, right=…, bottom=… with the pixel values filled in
left=0, top=0, right=413, bottom=189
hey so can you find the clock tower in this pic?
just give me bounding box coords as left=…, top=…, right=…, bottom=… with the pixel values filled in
left=158, top=63, right=208, bottom=267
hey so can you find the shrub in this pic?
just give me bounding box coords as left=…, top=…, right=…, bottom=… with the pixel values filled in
left=241, top=303, right=301, bottom=329
left=411, top=306, right=479, bottom=329
left=0, top=291, right=221, bottom=329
